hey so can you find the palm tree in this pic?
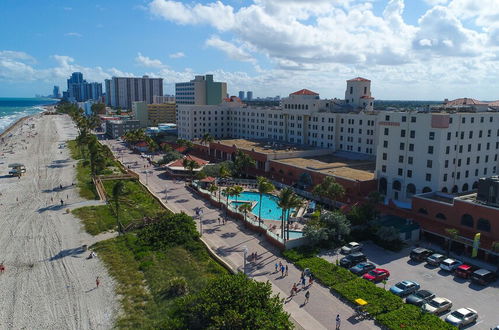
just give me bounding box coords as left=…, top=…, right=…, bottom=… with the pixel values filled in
left=444, top=228, right=459, bottom=256
left=208, top=184, right=218, bottom=196
left=201, top=133, right=215, bottom=145
left=182, top=158, right=199, bottom=181
left=256, top=176, right=275, bottom=226
left=238, top=203, right=253, bottom=223
left=218, top=164, right=231, bottom=204
left=278, top=187, right=303, bottom=241
left=222, top=186, right=234, bottom=216
left=233, top=150, right=256, bottom=178
left=232, top=185, right=244, bottom=203
left=312, top=176, right=345, bottom=208
left=112, top=181, right=126, bottom=234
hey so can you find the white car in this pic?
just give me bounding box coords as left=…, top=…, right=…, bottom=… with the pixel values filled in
left=422, top=297, right=452, bottom=314
left=439, top=258, right=462, bottom=272
left=445, top=308, right=478, bottom=328
left=341, top=242, right=362, bottom=254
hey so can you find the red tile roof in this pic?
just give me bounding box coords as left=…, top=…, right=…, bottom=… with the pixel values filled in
left=347, top=77, right=371, bottom=82
left=487, top=100, right=499, bottom=106
left=200, top=176, right=216, bottom=183
left=135, top=141, right=147, bottom=147
left=290, top=89, right=319, bottom=96
left=360, top=96, right=374, bottom=99
left=444, top=98, right=487, bottom=106
left=167, top=154, right=209, bottom=168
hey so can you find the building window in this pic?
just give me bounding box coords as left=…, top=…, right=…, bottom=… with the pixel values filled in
left=385, top=115, right=390, bottom=121
left=425, top=173, right=431, bottom=181
left=382, top=165, right=386, bottom=173
left=426, top=160, right=432, bottom=168
left=410, top=130, right=415, bottom=138
left=401, top=130, right=406, bottom=137
left=436, top=213, right=447, bottom=220
left=407, top=170, right=412, bottom=178
left=461, top=214, right=474, bottom=228
left=384, top=128, right=389, bottom=135
left=400, top=143, right=405, bottom=150
left=398, top=168, right=403, bottom=176
left=408, top=157, right=413, bottom=165
left=399, top=155, right=404, bottom=163
left=429, top=132, right=435, bottom=140
left=418, top=208, right=428, bottom=214
left=447, top=132, right=451, bottom=140
left=477, top=218, right=491, bottom=232
left=383, top=141, right=388, bottom=148
left=428, top=146, right=434, bottom=154
left=411, top=117, right=416, bottom=123
left=402, top=116, right=406, bottom=122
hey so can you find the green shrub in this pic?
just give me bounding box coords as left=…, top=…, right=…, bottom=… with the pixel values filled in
left=160, top=276, right=189, bottom=298
left=333, top=278, right=403, bottom=316
left=282, top=246, right=319, bottom=262
left=137, top=212, right=199, bottom=249
left=296, top=258, right=357, bottom=287
left=376, top=304, right=456, bottom=330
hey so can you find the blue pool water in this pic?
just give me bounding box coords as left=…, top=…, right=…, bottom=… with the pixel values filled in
left=288, top=230, right=304, bottom=239
left=228, top=191, right=292, bottom=221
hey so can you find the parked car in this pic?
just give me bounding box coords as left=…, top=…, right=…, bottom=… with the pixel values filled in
left=405, top=289, right=436, bottom=307
left=470, top=268, right=497, bottom=285
left=339, top=252, right=367, bottom=268
left=362, top=268, right=390, bottom=282
left=410, top=247, right=433, bottom=262
left=422, top=297, right=452, bottom=314
left=445, top=308, right=478, bottom=328
left=426, top=253, right=446, bottom=266
left=440, top=258, right=463, bottom=272
left=389, top=280, right=420, bottom=297
left=341, top=242, right=362, bottom=254
left=349, top=262, right=376, bottom=276
left=454, top=264, right=477, bottom=279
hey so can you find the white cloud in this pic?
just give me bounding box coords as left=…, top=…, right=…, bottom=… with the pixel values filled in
left=64, top=32, right=82, bottom=37
left=169, top=52, right=185, bottom=59
left=135, top=52, right=165, bottom=68
left=205, top=36, right=255, bottom=63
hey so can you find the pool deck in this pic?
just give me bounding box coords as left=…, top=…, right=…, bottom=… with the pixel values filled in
left=212, top=138, right=321, bottom=154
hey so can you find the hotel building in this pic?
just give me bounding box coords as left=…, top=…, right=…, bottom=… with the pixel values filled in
left=133, top=101, right=176, bottom=128
left=105, top=75, right=163, bottom=110
left=175, top=74, right=227, bottom=105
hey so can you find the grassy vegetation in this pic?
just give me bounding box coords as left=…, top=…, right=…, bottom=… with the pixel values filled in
left=93, top=221, right=227, bottom=328
left=68, top=140, right=99, bottom=200
left=73, top=179, right=167, bottom=235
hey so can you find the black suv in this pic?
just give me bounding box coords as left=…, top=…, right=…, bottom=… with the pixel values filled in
left=340, top=252, right=367, bottom=268
left=471, top=268, right=497, bottom=285
left=410, top=247, right=433, bottom=262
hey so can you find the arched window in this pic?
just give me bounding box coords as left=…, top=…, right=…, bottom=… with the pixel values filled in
left=477, top=218, right=491, bottom=232
left=452, top=185, right=458, bottom=194
left=379, top=177, right=387, bottom=194
left=436, top=213, right=447, bottom=220
left=462, top=183, right=469, bottom=192
left=461, top=214, right=474, bottom=228
left=422, top=187, right=432, bottom=193
left=418, top=208, right=428, bottom=214
left=472, top=181, right=478, bottom=189
left=406, top=183, right=416, bottom=195
left=441, top=187, right=448, bottom=193
left=393, top=180, right=401, bottom=191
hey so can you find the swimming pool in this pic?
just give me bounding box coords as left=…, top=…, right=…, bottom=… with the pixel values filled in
left=228, top=191, right=292, bottom=221
left=288, top=230, right=304, bottom=239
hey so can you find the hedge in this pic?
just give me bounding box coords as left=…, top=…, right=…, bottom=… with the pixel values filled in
left=282, top=246, right=319, bottom=262
left=332, top=278, right=403, bottom=316
left=376, top=304, right=456, bottom=330
left=296, top=257, right=357, bottom=287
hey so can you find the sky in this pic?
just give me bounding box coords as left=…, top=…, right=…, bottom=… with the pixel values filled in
left=1, top=0, right=499, bottom=100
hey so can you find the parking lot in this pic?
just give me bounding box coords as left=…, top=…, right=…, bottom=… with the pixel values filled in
left=320, top=242, right=499, bottom=329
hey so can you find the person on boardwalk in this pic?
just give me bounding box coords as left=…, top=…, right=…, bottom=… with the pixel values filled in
left=309, top=276, right=314, bottom=286
left=304, top=291, right=310, bottom=304
left=275, top=262, right=279, bottom=273
left=218, top=217, right=221, bottom=225
left=285, top=264, right=288, bottom=276
left=96, top=276, right=100, bottom=288
left=291, top=283, right=297, bottom=296
left=301, top=276, right=306, bottom=286
left=281, top=264, right=285, bottom=277
left=335, top=314, right=341, bottom=329
left=0, top=263, right=5, bottom=273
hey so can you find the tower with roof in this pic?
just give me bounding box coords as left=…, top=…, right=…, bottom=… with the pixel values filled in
left=345, top=77, right=374, bottom=111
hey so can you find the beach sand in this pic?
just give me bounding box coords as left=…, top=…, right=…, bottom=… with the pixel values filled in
left=0, top=113, right=118, bottom=329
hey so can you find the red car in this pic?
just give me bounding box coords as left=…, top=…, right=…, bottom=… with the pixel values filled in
left=455, top=264, right=476, bottom=279
left=362, top=268, right=390, bottom=282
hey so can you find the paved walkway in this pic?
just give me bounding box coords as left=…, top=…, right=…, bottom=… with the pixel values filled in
left=101, top=139, right=379, bottom=330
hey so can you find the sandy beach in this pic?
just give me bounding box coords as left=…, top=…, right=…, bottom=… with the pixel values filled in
left=0, top=113, right=117, bottom=329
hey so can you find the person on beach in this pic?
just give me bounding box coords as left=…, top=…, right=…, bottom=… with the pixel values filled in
left=60, top=199, right=64, bottom=206
left=0, top=263, right=5, bottom=273
left=96, top=276, right=100, bottom=288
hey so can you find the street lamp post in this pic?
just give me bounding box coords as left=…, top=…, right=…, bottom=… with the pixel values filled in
left=242, top=246, right=248, bottom=275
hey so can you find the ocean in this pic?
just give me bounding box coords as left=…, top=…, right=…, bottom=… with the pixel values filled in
left=0, top=97, right=58, bottom=134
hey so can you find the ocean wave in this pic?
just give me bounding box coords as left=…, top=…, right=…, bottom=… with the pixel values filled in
left=0, top=106, right=45, bottom=134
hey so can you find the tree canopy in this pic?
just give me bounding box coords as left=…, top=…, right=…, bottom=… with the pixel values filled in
left=304, top=210, right=351, bottom=247
left=169, top=273, right=292, bottom=329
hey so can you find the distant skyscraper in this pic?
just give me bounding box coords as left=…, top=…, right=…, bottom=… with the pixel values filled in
left=53, top=86, right=60, bottom=98
left=105, top=75, right=163, bottom=109
left=247, top=91, right=253, bottom=101
left=238, top=91, right=245, bottom=100
left=175, top=74, right=227, bottom=105
left=65, top=72, right=102, bottom=102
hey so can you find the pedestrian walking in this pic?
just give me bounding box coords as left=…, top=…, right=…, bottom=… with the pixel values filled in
left=335, top=314, right=341, bottom=329
left=309, top=276, right=314, bottom=286
left=60, top=199, right=64, bottom=206
left=285, top=264, right=288, bottom=276
left=96, top=276, right=100, bottom=288
left=218, top=217, right=221, bottom=225
left=304, top=290, right=310, bottom=304
left=275, top=262, right=279, bottom=273
left=279, top=260, right=282, bottom=269
left=281, top=265, right=285, bottom=277
left=292, top=283, right=298, bottom=295
left=301, top=276, right=306, bottom=286
left=0, top=263, right=5, bottom=273
left=254, top=251, right=258, bottom=260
